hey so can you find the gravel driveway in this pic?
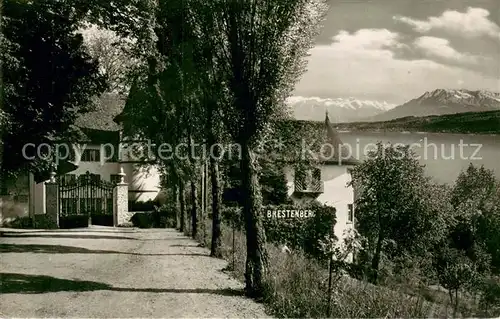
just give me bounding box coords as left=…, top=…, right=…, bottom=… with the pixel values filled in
left=0, top=226, right=270, bottom=318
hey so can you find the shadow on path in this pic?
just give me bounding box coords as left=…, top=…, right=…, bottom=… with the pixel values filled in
left=0, top=234, right=138, bottom=240
left=0, top=229, right=138, bottom=234
left=0, top=273, right=244, bottom=296
left=170, top=244, right=200, bottom=247
left=0, top=244, right=209, bottom=257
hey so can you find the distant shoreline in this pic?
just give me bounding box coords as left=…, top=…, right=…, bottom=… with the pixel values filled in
left=333, top=128, right=500, bottom=136
left=304, top=110, right=500, bottom=136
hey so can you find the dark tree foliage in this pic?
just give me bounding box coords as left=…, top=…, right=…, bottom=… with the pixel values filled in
left=2, top=0, right=107, bottom=178
left=259, top=163, right=290, bottom=206
left=450, top=164, right=500, bottom=273
left=222, top=159, right=290, bottom=206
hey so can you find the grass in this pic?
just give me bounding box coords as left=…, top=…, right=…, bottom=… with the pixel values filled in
left=186, top=219, right=470, bottom=318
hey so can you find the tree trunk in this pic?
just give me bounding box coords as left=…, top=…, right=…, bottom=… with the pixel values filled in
left=0, top=138, right=3, bottom=194
left=173, top=183, right=179, bottom=230
left=179, top=180, right=186, bottom=233
left=240, top=142, right=267, bottom=298
left=187, top=134, right=198, bottom=239
left=190, top=179, right=198, bottom=239
left=210, top=154, right=223, bottom=258
left=370, top=231, right=384, bottom=285
left=200, top=162, right=206, bottom=246
left=453, top=289, right=459, bottom=317
left=206, top=105, right=222, bottom=257
left=0, top=151, right=7, bottom=195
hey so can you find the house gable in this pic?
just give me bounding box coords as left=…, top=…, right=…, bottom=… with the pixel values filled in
left=280, top=112, right=357, bottom=244
left=75, top=93, right=126, bottom=133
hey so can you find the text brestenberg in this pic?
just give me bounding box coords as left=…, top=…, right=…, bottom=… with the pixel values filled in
left=266, top=210, right=314, bottom=218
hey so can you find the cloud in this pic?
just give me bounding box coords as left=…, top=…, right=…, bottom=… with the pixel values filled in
left=393, top=7, right=500, bottom=39
left=413, top=36, right=481, bottom=64
left=293, top=28, right=500, bottom=103
left=325, top=28, right=409, bottom=60
left=331, top=28, right=402, bottom=50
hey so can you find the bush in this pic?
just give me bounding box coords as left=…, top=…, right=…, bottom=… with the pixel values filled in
left=154, top=203, right=177, bottom=228
left=154, top=205, right=177, bottom=228
left=59, top=215, right=88, bottom=228
left=130, top=204, right=177, bottom=228
left=130, top=212, right=155, bottom=228
left=220, top=203, right=336, bottom=260
left=5, top=216, right=34, bottom=228
left=5, top=215, right=58, bottom=229
left=90, top=213, right=113, bottom=226
left=479, top=276, right=500, bottom=316
left=128, top=200, right=158, bottom=212
left=34, top=214, right=58, bottom=229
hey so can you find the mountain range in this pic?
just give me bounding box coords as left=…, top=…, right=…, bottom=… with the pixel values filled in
left=287, top=96, right=396, bottom=122
left=289, top=89, right=500, bottom=122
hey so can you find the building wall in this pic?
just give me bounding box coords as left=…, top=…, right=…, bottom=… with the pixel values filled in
left=316, top=165, right=355, bottom=242
left=284, top=164, right=355, bottom=245
left=119, top=135, right=162, bottom=203
left=122, top=163, right=161, bottom=202
left=70, top=144, right=120, bottom=180
left=72, top=143, right=161, bottom=203
left=2, top=135, right=163, bottom=221
left=20, top=141, right=162, bottom=219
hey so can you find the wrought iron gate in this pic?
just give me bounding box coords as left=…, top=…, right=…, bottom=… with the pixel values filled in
left=58, top=171, right=116, bottom=227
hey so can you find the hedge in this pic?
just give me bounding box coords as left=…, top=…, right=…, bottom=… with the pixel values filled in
left=3, top=214, right=58, bottom=229
left=130, top=204, right=176, bottom=228
left=220, top=203, right=337, bottom=260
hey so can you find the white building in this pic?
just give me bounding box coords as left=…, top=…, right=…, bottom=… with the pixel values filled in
left=0, top=93, right=162, bottom=225
left=283, top=113, right=358, bottom=245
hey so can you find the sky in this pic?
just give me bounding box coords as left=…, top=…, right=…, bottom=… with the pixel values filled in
left=293, top=0, right=500, bottom=104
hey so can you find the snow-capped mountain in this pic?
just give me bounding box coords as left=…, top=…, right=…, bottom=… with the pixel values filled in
left=371, top=89, right=500, bottom=122
left=287, top=96, right=396, bottom=122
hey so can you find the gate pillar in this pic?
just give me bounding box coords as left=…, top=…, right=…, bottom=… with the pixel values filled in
left=45, top=171, right=59, bottom=228
left=113, top=168, right=130, bottom=226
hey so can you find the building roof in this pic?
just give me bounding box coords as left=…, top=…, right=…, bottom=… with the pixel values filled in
left=273, top=114, right=360, bottom=166
left=75, top=93, right=126, bottom=132
left=113, top=81, right=150, bottom=137
left=320, top=112, right=359, bottom=165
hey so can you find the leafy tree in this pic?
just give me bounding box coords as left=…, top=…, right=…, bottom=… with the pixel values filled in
left=1, top=0, right=107, bottom=184
left=83, top=28, right=135, bottom=93
left=105, top=0, right=327, bottom=296
left=451, top=164, right=500, bottom=273
left=193, top=35, right=229, bottom=257
left=432, top=243, right=480, bottom=317
left=192, top=0, right=328, bottom=296
left=114, top=0, right=226, bottom=246
left=319, top=228, right=364, bottom=316
left=0, top=31, right=18, bottom=171
left=349, top=142, right=449, bottom=284
left=422, top=164, right=499, bottom=316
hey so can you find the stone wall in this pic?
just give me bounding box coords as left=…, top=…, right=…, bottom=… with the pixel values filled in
left=45, top=182, right=59, bottom=227
left=114, top=182, right=130, bottom=226
left=118, top=211, right=135, bottom=226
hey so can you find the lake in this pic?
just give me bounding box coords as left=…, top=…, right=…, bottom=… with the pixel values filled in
left=338, top=131, right=500, bottom=184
